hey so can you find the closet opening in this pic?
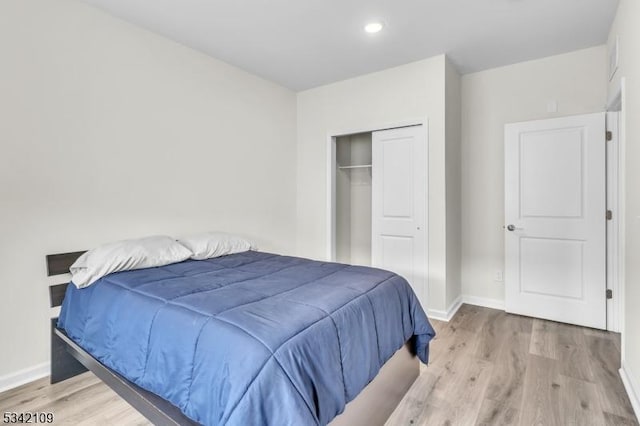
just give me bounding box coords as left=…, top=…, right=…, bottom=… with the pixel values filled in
left=335, top=132, right=373, bottom=266
left=326, top=121, right=429, bottom=306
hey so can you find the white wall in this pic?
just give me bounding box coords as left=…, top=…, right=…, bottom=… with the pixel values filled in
left=460, top=46, right=608, bottom=306
left=296, top=55, right=453, bottom=314
left=0, top=0, right=297, bottom=385
left=608, top=0, right=640, bottom=418
left=445, top=59, right=462, bottom=309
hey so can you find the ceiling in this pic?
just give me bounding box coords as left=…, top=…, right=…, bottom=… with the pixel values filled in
left=83, top=0, right=620, bottom=91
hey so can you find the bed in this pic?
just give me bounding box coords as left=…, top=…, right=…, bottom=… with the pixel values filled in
left=48, top=249, right=435, bottom=425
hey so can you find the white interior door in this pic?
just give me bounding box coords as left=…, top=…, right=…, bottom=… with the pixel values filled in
left=372, top=125, right=427, bottom=306
left=505, top=113, right=606, bottom=329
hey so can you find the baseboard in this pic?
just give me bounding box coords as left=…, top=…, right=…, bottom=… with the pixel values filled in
left=0, top=362, right=50, bottom=394
left=428, top=295, right=462, bottom=322
left=620, top=362, right=640, bottom=422
left=461, top=295, right=505, bottom=311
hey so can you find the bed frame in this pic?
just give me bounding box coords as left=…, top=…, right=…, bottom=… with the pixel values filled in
left=48, top=251, right=419, bottom=426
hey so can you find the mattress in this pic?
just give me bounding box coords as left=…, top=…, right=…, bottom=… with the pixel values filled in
left=58, top=251, right=435, bottom=425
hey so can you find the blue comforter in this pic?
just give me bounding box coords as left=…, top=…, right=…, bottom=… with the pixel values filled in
left=58, top=251, right=435, bottom=425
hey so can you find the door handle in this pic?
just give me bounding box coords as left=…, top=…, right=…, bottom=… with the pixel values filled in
left=505, top=224, right=523, bottom=232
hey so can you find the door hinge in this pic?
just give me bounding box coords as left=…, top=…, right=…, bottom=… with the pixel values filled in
left=606, top=289, right=613, bottom=299
left=606, top=130, right=613, bottom=141
left=606, top=210, right=613, bottom=220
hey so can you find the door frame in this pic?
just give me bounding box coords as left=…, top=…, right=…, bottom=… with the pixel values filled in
left=606, top=110, right=621, bottom=332
left=325, top=118, right=429, bottom=288
left=607, top=77, right=626, bottom=335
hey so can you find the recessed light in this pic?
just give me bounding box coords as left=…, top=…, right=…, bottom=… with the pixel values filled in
left=364, top=22, right=384, bottom=34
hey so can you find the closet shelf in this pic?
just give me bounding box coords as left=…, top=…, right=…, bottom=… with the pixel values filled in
left=338, top=164, right=372, bottom=170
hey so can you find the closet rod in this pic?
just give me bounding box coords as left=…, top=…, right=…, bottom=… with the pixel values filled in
left=337, top=164, right=372, bottom=170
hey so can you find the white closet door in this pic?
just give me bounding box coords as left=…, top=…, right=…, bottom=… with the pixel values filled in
left=372, top=125, right=427, bottom=306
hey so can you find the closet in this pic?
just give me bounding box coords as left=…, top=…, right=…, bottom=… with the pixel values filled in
left=332, top=125, right=427, bottom=301
left=335, top=132, right=373, bottom=266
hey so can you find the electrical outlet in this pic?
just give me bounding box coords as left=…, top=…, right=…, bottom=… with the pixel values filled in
left=494, top=270, right=503, bottom=282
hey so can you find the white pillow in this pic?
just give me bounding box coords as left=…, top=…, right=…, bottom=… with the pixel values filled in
left=177, top=232, right=256, bottom=261
left=70, top=235, right=193, bottom=288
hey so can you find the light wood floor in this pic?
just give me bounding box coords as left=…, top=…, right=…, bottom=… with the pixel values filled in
left=387, top=305, right=638, bottom=426
left=1, top=305, right=637, bottom=425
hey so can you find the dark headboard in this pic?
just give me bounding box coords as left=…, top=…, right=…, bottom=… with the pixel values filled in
left=47, top=251, right=86, bottom=308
